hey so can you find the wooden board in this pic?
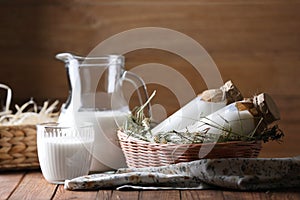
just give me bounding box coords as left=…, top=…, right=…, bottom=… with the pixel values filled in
left=181, top=190, right=224, bottom=200
left=111, top=191, right=140, bottom=200
left=53, top=185, right=98, bottom=200
left=1, top=171, right=299, bottom=200
left=0, top=171, right=25, bottom=200
left=8, top=171, right=57, bottom=200
left=0, top=0, right=300, bottom=105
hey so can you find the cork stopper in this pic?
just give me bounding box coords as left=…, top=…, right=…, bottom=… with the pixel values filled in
left=220, top=80, right=244, bottom=104
left=253, top=93, right=281, bottom=124
left=200, top=89, right=224, bottom=102
left=199, top=80, right=243, bottom=103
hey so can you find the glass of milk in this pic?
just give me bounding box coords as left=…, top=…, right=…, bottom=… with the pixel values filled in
left=37, top=122, right=94, bottom=184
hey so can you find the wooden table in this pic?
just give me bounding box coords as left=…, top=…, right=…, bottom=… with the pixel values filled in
left=0, top=169, right=299, bottom=200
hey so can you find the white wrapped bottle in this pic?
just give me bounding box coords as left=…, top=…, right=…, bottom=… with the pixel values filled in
left=179, top=93, right=280, bottom=142
left=151, top=80, right=243, bottom=134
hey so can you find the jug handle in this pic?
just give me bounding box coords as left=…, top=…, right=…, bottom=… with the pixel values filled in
left=122, top=71, right=152, bottom=118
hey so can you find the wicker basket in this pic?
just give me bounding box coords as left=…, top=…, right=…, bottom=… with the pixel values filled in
left=0, top=125, right=39, bottom=170
left=117, top=130, right=262, bottom=168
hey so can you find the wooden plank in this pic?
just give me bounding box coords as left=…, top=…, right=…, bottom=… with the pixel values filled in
left=272, top=95, right=300, bottom=122
left=111, top=190, right=139, bottom=200
left=222, top=189, right=300, bottom=200
left=181, top=190, right=224, bottom=200
left=264, top=189, right=300, bottom=200
left=139, top=190, right=180, bottom=200
left=2, top=0, right=300, bottom=5
left=0, top=171, right=25, bottom=200
left=222, top=191, right=268, bottom=200
left=259, top=95, right=300, bottom=158
left=8, top=170, right=57, bottom=200
left=0, top=1, right=300, bottom=104
left=96, top=190, right=113, bottom=200
left=260, top=122, right=300, bottom=158
left=53, top=185, right=98, bottom=200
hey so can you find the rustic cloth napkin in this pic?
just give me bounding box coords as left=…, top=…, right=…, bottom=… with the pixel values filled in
left=64, top=156, right=300, bottom=191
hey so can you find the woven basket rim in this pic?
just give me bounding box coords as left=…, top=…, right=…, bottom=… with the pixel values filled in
left=0, top=124, right=37, bottom=128
left=117, top=130, right=261, bottom=147
left=117, top=130, right=262, bottom=168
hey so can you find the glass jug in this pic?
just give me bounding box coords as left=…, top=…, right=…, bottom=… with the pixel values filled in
left=56, top=53, right=150, bottom=172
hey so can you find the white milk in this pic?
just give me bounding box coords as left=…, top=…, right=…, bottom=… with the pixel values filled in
left=75, top=110, right=129, bottom=172
left=37, top=137, right=93, bottom=184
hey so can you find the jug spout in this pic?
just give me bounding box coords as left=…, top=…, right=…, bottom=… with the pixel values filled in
left=56, top=53, right=77, bottom=63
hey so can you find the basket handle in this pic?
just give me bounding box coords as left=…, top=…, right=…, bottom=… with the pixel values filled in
left=0, top=83, right=12, bottom=115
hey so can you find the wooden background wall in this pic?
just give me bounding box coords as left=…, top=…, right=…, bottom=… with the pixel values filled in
left=0, top=0, right=299, bottom=157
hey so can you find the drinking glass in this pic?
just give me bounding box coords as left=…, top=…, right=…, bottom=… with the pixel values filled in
left=37, top=122, right=94, bottom=184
